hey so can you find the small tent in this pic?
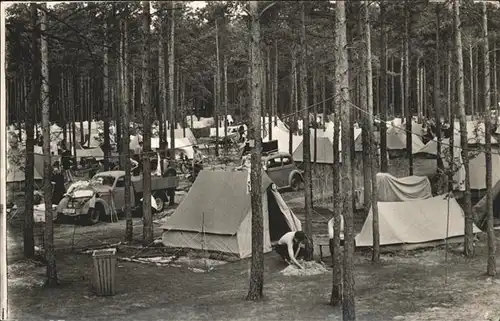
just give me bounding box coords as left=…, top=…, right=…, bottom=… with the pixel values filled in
left=174, top=128, right=197, bottom=145
left=293, top=136, right=334, bottom=164
left=376, top=173, right=432, bottom=202
left=413, top=136, right=466, bottom=192
left=453, top=121, right=498, bottom=145
left=468, top=151, right=500, bottom=190
left=385, top=126, right=425, bottom=152
left=263, top=126, right=302, bottom=154
left=472, top=179, right=500, bottom=229
left=75, top=145, right=105, bottom=161
left=355, top=195, right=481, bottom=250
left=7, top=158, right=43, bottom=189
left=161, top=170, right=302, bottom=259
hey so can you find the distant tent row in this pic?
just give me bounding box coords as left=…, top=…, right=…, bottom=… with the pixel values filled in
left=413, top=133, right=500, bottom=191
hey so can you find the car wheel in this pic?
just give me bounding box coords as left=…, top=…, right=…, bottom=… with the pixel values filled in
left=291, top=175, right=304, bottom=191
left=153, top=192, right=168, bottom=213
left=86, top=208, right=100, bottom=225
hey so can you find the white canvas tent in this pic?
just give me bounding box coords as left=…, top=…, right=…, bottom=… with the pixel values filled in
left=385, top=126, right=425, bottom=152
left=413, top=136, right=466, bottom=191
left=468, top=151, right=500, bottom=190
left=7, top=158, right=43, bottom=185
left=75, top=145, right=105, bottom=160
left=174, top=128, right=197, bottom=144
left=161, top=170, right=302, bottom=258
left=453, top=121, right=498, bottom=145
left=376, top=173, right=432, bottom=202
left=263, top=127, right=302, bottom=154
left=355, top=195, right=481, bottom=250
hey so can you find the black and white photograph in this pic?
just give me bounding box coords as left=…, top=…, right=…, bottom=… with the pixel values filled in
left=1, top=0, right=500, bottom=320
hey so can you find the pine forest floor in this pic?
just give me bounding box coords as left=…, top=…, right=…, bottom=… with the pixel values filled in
left=7, top=233, right=500, bottom=321
left=7, top=157, right=500, bottom=321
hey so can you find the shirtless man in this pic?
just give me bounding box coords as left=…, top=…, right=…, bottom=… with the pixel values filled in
left=275, top=231, right=308, bottom=269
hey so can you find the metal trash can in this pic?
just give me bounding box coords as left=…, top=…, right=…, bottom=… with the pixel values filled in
left=92, top=248, right=117, bottom=296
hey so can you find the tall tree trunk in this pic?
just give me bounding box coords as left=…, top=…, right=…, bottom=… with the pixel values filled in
left=330, top=62, right=342, bottom=307
left=475, top=47, right=479, bottom=116
left=141, top=1, right=153, bottom=245
left=121, top=18, right=133, bottom=242
left=267, top=48, right=272, bottom=140
left=60, top=74, right=67, bottom=144
left=359, top=2, right=371, bottom=216
left=379, top=0, right=388, bottom=173
left=422, top=65, right=426, bottom=119
left=493, top=41, right=498, bottom=112
left=169, top=2, right=176, bottom=156
left=322, top=73, right=326, bottom=127
left=448, top=46, right=455, bottom=193
left=71, top=77, right=77, bottom=157
left=391, top=56, right=395, bottom=117
left=24, top=3, right=38, bottom=259
left=300, top=1, right=314, bottom=261
left=404, top=1, right=413, bottom=175
left=261, top=50, right=267, bottom=136
left=21, top=72, right=27, bottom=142
left=88, top=76, right=93, bottom=148
left=246, top=0, right=264, bottom=302
left=289, top=49, right=296, bottom=155
left=400, top=41, right=405, bottom=118
left=40, top=4, right=58, bottom=286
left=103, top=20, right=110, bottom=170
left=453, top=0, right=474, bottom=257
left=435, top=4, right=443, bottom=177
left=215, top=16, right=220, bottom=156
left=313, top=67, right=318, bottom=164
left=363, top=0, right=379, bottom=263
left=115, top=61, right=123, bottom=162
left=224, top=56, right=229, bottom=138
left=337, top=2, right=356, bottom=319
left=158, top=22, right=166, bottom=157
left=274, top=43, right=279, bottom=126
left=132, top=67, right=136, bottom=119
left=447, top=49, right=452, bottom=123
left=181, top=75, right=186, bottom=137
left=79, top=76, right=84, bottom=145
left=482, top=1, right=496, bottom=276
left=470, top=44, right=474, bottom=118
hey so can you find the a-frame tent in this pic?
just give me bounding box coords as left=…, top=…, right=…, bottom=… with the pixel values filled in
left=161, top=170, right=302, bottom=259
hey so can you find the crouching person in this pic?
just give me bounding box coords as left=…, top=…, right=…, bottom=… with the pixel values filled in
left=275, top=231, right=308, bottom=270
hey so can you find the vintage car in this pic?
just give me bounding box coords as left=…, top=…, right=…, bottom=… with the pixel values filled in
left=57, top=170, right=179, bottom=225
left=262, top=152, right=304, bottom=191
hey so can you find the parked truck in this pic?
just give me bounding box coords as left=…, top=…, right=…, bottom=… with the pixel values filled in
left=57, top=170, right=179, bottom=225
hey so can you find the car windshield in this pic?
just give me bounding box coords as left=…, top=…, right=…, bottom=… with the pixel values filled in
left=90, top=175, right=115, bottom=187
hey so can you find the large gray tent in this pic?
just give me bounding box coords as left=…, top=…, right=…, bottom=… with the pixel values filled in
left=161, top=170, right=302, bottom=259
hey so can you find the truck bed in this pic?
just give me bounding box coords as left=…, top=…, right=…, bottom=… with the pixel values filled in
left=131, top=175, right=179, bottom=193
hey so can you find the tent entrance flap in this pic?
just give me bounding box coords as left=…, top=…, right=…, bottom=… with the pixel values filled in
left=267, top=190, right=292, bottom=242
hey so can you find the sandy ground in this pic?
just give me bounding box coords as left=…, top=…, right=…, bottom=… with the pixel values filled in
left=8, top=157, right=500, bottom=321
left=7, top=238, right=500, bottom=321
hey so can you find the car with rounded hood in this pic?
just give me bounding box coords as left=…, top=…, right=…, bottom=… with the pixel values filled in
left=261, top=152, right=304, bottom=191
left=57, top=170, right=179, bottom=225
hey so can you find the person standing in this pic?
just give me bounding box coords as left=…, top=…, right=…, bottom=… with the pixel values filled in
left=192, top=145, right=204, bottom=179
left=60, top=142, right=74, bottom=183
left=51, top=164, right=66, bottom=205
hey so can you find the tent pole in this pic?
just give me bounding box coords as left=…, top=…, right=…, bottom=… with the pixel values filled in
left=444, top=191, right=451, bottom=286
left=202, top=212, right=207, bottom=270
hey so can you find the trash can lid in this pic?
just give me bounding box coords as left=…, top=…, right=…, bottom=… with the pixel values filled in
left=92, top=248, right=117, bottom=256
